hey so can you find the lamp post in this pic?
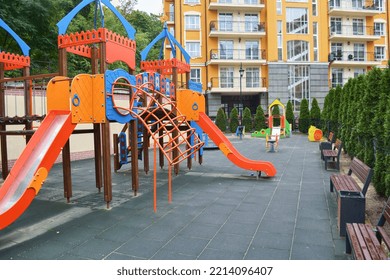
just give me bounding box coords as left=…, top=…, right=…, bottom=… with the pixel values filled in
left=239, top=63, right=245, bottom=124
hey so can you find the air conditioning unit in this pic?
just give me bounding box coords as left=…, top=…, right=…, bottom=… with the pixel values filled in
left=211, top=53, right=218, bottom=59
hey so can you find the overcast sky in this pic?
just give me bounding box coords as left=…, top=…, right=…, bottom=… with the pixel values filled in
left=111, top=0, right=163, bottom=15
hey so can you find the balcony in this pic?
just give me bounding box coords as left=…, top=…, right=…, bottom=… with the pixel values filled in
left=329, top=25, right=381, bottom=42
left=328, top=0, right=384, bottom=16
left=209, top=21, right=266, bottom=38
left=329, top=50, right=382, bottom=67
left=208, top=0, right=265, bottom=12
left=209, top=76, right=267, bottom=93
left=209, top=48, right=266, bottom=65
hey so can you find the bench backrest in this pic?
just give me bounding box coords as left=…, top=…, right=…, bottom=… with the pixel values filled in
left=328, top=131, right=336, bottom=143
left=334, top=139, right=343, bottom=156
left=348, top=157, right=373, bottom=195
left=377, top=198, right=390, bottom=227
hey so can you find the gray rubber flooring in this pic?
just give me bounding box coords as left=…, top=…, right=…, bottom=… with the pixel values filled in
left=0, top=133, right=349, bottom=260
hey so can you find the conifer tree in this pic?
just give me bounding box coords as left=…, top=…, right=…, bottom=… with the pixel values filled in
left=271, top=105, right=281, bottom=127
left=286, top=100, right=295, bottom=130
left=215, top=107, right=227, bottom=132
left=310, top=98, right=321, bottom=127
left=330, top=85, right=342, bottom=135
left=321, top=88, right=334, bottom=133
left=242, top=107, right=253, bottom=131
left=254, top=105, right=267, bottom=131
left=298, top=98, right=310, bottom=133
left=229, top=107, right=239, bottom=133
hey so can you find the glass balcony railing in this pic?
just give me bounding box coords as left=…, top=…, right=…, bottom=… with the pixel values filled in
left=210, top=76, right=267, bottom=89
left=209, top=48, right=266, bottom=60
left=209, top=21, right=265, bottom=33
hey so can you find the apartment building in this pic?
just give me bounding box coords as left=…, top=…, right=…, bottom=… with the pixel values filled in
left=163, top=0, right=389, bottom=117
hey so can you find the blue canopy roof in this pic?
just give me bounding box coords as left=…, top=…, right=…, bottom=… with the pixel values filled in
left=57, top=0, right=135, bottom=40
left=0, top=18, right=30, bottom=56
left=140, top=23, right=191, bottom=64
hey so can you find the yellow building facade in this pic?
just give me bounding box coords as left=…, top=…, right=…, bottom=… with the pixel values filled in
left=163, top=0, right=389, bottom=117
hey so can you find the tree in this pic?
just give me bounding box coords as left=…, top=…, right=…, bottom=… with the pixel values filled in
left=330, top=85, right=342, bottom=135
left=215, top=107, right=227, bottom=132
left=229, top=107, right=239, bottom=133
left=321, top=88, right=334, bottom=134
left=242, top=107, right=252, bottom=131
left=310, top=98, right=321, bottom=127
left=299, top=98, right=310, bottom=133
left=254, top=105, right=266, bottom=131
left=286, top=100, right=295, bottom=130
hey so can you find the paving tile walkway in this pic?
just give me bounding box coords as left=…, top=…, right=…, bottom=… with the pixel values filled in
left=0, top=133, right=349, bottom=260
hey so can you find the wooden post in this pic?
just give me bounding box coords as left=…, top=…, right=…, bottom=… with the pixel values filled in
left=23, top=66, right=32, bottom=143
left=185, top=71, right=192, bottom=170
left=91, top=46, right=103, bottom=192
left=130, top=120, right=139, bottom=195
left=0, top=62, right=8, bottom=179
left=100, top=42, right=112, bottom=208
left=58, top=47, right=72, bottom=202
left=172, top=67, right=179, bottom=175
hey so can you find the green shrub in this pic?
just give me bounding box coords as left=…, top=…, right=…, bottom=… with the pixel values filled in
left=242, top=107, right=253, bottom=131
left=286, top=100, right=295, bottom=130
left=229, top=107, right=239, bottom=133
left=254, top=105, right=267, bottom=131
left=271, top=105, right=280, bottom=127
left=298, top=98, right=310, bottom=133
left=215, top=107, right=227, bottom=132
left=310, top=98, right=321, bottom=127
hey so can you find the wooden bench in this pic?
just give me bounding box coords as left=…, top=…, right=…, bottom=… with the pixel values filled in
left=322, top=139, right=343, bottom=170
left=319, top=131, right=335, bottom=160
left=330, top=157, right=373, bottom=196
left=346, top=198, right=390, bottom=260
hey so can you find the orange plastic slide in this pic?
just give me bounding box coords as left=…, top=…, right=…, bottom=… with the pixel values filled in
left=197, top=112, right=277, bottom=177
left=0, top=110, right=76, bottom=230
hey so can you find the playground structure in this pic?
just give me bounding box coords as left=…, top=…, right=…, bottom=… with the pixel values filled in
left=0, top=0, right=276, bottom=230
left=308, top=125, right=323, bottom=142
left=251, top=99, right=291, bottom=151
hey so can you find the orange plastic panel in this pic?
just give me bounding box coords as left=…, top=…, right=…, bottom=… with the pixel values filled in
left=0, top=51, right=30, bottom=70
left=71, top=74, right=105, bottom=123
left=29, top=167, right=48, bottom=195
left=176, top=89, right=205, bottom=121
left=47, top=76, right=71, bottom=111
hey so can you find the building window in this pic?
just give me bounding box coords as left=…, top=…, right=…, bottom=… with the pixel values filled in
left=220, top=67, right=234, bottom=88
left=375, top=46, right=385, bottom=61
left=219, top=40, right=234, bottom=59
left=246, top=68, right=260, bottom=88
left=288, top=65, right=310, bottom=111
left=185, top=41, right=200, bottom=58
left=313, top=22, right=318, bottom=61
left=329, top=0, right=341, bottom=8
left=245, top=41, right=259, bottom=60
left=331, top=68, right=343, bottom=88
left=312, top=0, right=317, bottom=16
left=277, top=21, right=283, bottom=60
left=244, top=0, right=257, bottom=4
left=286, top=8, right=308, bottom=34
left=331, top=43, right=343, bottom=60
left=185, top=15, right=200, bottom=30
left=286, top=0, right=308, bottom=2
left=374, top=22, right=385, bottom=36
left=245, top=14, right=259, bottom=32
left=169, top=4, right=174, bottom=21
left=190, top=69, right=201, bottom=83
left=352, top=0, right=364, bottom=9
left=219, top=0, right=233, bottom=3
left=219, top=13, right=233, bottom=32
left=354, top=68, right=365, bottom=78
left=287, top=40, right=309, bottom=61
left=353, top=43, right=365, bottom=61
left=375, top=0, right=384, bottom=11
left=330, top=18, right=342, bottom=34
left=353, top=19, right=364, bottom=36
left=276, top=0, right=282, bottom=15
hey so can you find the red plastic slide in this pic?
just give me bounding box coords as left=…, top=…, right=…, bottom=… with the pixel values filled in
left=0, top=110, right=76, bottom=230
left=197, top=112, right=276, bottom=177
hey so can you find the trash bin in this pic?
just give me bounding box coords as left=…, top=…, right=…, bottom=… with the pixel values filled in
left=337, top=191, right=365, bottom=237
